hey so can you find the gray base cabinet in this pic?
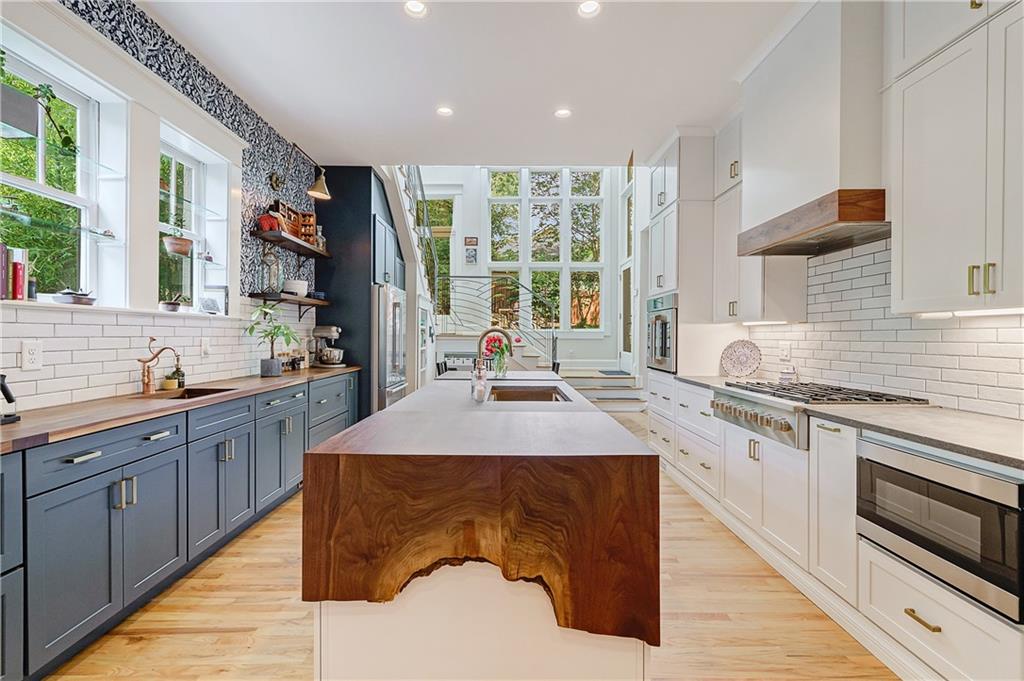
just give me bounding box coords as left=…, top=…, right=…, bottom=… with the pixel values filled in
left=122, top=447, right=187, bottom=606
left=0, top=568, right=24, bottom=681
left=187, top=423, right=256, bottom=560
left=256, top=405, right=307, bottom=511
left=1, top=452, right=24, bottom=573
left=26, top=468, right=125, bottom=673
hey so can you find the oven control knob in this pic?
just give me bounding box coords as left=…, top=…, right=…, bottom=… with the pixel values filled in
left=774, top=420, right=792, bottom=432
left=758, top=413, right=773, bottom=427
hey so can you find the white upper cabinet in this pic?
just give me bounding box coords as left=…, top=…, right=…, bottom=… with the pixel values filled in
left=888, top=3, right=1022, bottom=314
left=713, top=186, right=742, bottom=322
left=648, top=205, right=678, bottom=297
left=884, top=0, right=997, bottom=83
left=714, top=115, right=741, bottom=198
left=648, top=139, right=680, bottom=220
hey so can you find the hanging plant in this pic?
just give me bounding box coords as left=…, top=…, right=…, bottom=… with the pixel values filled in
left=162, top=211, right=193, bottom=256
left=0, top=49, right=78, bottom=153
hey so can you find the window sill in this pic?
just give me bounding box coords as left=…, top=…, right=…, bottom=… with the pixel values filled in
left=0, top=298, right=241, bottom=321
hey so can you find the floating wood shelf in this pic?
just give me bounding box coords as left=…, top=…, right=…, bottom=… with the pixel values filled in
left=251, top=229, right=330, bottom=260
left=248, top=292, right=328, bottom=321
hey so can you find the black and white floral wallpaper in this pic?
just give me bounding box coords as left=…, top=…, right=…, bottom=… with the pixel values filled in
left=58, top=0, right=317, bottom=294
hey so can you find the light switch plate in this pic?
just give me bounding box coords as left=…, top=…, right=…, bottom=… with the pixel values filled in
left=21, top=339, right=42, bottom=371
left=779, top=341, right=791, bottom=362
left=200, top=337, right=211, bottom=357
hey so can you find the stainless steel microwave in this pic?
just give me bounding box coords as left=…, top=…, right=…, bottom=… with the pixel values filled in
left=646, top=293, right=677, bottom=374
left=856, top=434, right=1023, bottom=623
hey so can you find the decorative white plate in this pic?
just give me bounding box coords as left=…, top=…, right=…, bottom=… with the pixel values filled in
left=720, top=340, right=761, bottom=377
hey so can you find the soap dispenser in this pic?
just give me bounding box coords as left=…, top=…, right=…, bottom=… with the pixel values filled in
left=471, top=358, right=488, bottom=403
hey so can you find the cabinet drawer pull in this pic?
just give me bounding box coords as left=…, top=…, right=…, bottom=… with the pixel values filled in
left=816, top=423, right=841, bottom=433
left=967, top=265, right=981, bottom=296
left=661, top=437, right=670, bottom=444
left=317, top=398, right=328, bottom=405
left=128, top=476, right=138, bottom=506
left=267, top=399, right=282, bottom=406
left=649, top=391, right=658, bottom=396
left=679, top=448, right=689, bottom=456
left=679, top=402, right=689, bottom=408
left=65, top=450, right=102, bottom=464
left=983, top=262, right=996, bottom=294
left=699, top=410, right=712, bottom=418
left=661, top=395, right=670, bottom=401
left=903, top=608, right=942, bottom=633
left=144, top=430, right=171, bottom=441
left=699, top=462, right=712, bottom=470
left=293, top=392, right=305, bottom=399
left=649, top=429, right=656, bottom=434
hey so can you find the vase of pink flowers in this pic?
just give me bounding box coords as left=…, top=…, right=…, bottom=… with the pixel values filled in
left=483, top=333, right=521, bottom=378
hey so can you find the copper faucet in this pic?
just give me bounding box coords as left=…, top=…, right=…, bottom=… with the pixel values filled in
left=137, top=337, right=181, bottom=394
left=477, top=326, right=514, bottom=363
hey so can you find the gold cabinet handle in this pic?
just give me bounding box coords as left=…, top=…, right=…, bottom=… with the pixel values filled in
left=65, top=450, right=102, bottom=464
left=968, top=265, right=981, bottom=295
left=699, top=410, right=712, bottom=418
left=128, top=476, right=138, bottom=506
left=816, top=423, right=841, bottom=433
left=904, top=608, right=942, bottom=633
left=970, top=0, right=982, bottom=9
left=679, top=448, right=690, bottom=456
left=699, top=462, right=712, bottom=470
left=983, top=262, right=996, bottom=294
left=144, top=430, right=171, bottom=441
left=661, top=437, right=671, bottom=444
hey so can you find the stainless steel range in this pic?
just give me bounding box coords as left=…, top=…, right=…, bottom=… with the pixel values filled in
left=711, top=382, right=928, bottom=450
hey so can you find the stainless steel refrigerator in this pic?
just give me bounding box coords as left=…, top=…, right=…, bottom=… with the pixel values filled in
left=371, top=283, right=407, bottom=411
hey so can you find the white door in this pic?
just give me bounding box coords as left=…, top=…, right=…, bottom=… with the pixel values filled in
left=759, top=436, right=809, bottom=570
left=721, top=423, right=762, bottom=528
left=986, top=6, right=1023, bottom=309
left=713, top=186, right=742, bottom=321
left=809, top=419, right=858, bottom=605
left=618, top=264, right=634, bottom=372
left=890, top=27, right=989, bottom=313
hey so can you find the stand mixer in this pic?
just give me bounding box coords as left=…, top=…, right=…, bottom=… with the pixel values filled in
left=310, top=325, right=345, bottom=366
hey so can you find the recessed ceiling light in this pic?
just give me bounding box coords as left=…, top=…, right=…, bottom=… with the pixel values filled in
left=578, top=1, right=601, bottom=18
left=554, top=108, right=572, bottom=119
left=436, top=106, right=453, bottom=117
left=404, top=1, right=427, bottom=18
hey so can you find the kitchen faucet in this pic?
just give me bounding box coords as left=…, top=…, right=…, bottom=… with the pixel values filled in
left=137, top=336, right=181, bottom=394
left=477, top=326, right=514, bottom=363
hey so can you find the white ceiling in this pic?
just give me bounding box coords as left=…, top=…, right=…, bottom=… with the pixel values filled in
left=140, top=1, right=798, bottom=166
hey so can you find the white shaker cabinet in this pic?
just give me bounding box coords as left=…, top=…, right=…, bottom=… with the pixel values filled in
left=721, top=423, right=761, bottom=527
left=714, top=115, right=741, bottom=198
left=713, top=186, right=742, bottom=321
left=647, top=205, right=677, bottom=296
left=809, top=418, right=858, bottom=605
left=884, top=0, right=995, bottom=83
left=649, top=140, right=679, bottom=221
left=889, top=4, right=1022, bottom=314
left=759, top=436, right=809, bottom=570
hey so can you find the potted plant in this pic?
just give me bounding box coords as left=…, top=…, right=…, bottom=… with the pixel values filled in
left=245, top=302, right=300, bottom=377
left=162, top=212, right=193, bottom=256
left=159, top=290, right=187, bottom=312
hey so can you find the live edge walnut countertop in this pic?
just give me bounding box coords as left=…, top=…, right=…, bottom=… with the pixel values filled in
left=0, top=366, right=360, bottom=455
left=302, top=379, right=661, bottom=646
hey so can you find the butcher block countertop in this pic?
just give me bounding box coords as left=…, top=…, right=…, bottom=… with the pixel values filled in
left=302, top=377, right=661, bottom=646
left=0, top=366, right=360, bottom=455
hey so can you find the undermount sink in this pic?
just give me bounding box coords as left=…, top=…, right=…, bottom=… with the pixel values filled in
left=487, top=385, right=570, bottom=402
left=145, top=387, right=238, bottom=399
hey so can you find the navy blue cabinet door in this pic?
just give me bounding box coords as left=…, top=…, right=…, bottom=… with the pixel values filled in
left=0, top=567, right=24, bottom=681
left=224, top=423, right=256, bottom=533
left=122, top=446, right=187, bottom=606
left=1, top=452, right=24, bottom=573
left=26, top=468, right=124, bottom=674
left=283, top=407, right=307, bottom=490
left=187, top=435, right=226, bottom=561
left=346, top=375, right=359, bottom=428
left=255, top=414, right=286, bottom=512
left=373, top=216, right=389, bottom=285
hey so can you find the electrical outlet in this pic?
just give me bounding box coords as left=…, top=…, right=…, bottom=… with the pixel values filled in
left=200, top=337, right=211, bottom=357
left=779, top=341, right=791, bottom=362
left=21, top=339, right=42, bottom=371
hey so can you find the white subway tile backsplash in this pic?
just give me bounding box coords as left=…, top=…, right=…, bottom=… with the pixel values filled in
left=748, top=244, right=1024, bottom=420
left=0, top=300, right=316, bottom=410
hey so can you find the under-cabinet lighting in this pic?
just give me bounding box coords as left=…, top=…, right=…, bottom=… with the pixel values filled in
left=913, top=312, right=954, bottom=320
left=578, top=1, right=601, bottom=18
left=742, top=321, right=789, bottom=326
left=554, top=108, right=573, bottom=119
left=404, top=1, right=427, bottom=18
left=953, top=308, right=1024, bottom=317
left=436, top=106, right=453, bottom=117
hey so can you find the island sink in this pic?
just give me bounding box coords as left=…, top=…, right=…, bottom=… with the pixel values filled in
left=487, top=384, right=570, bottom=402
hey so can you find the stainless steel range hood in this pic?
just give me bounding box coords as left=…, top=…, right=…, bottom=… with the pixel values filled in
left=737, top=189, right=889, bottom=257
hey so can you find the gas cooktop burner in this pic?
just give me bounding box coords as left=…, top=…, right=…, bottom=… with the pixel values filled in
left=724, top=381, right=930, bottom=405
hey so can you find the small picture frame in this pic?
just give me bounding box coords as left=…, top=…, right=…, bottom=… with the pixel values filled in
left=465, top=247, right=478, bottom=265
left=464, top=236, right=478, bottom=247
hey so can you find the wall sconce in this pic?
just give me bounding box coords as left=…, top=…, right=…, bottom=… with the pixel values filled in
left=268, top=142, right=331, bottom=200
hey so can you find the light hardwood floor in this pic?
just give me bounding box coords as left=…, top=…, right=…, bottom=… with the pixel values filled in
left=51, top=413, right=895, bottom=680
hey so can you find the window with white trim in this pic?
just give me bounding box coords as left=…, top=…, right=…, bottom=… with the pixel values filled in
left=0, top=51, right=99, bottom=295
left=158, top=144, right=203, bottom=308
left=486, top=167, right=606, bottom=332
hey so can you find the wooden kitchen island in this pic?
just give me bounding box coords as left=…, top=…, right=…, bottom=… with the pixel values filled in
left=302, top=378, right=659, bottom=680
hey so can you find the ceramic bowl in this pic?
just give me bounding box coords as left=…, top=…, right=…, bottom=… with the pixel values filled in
left=283, top=279, right=309, bottom=297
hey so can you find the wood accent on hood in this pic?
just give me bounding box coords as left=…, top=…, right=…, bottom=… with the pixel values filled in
left=737, top=189, right=889, bottom=256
